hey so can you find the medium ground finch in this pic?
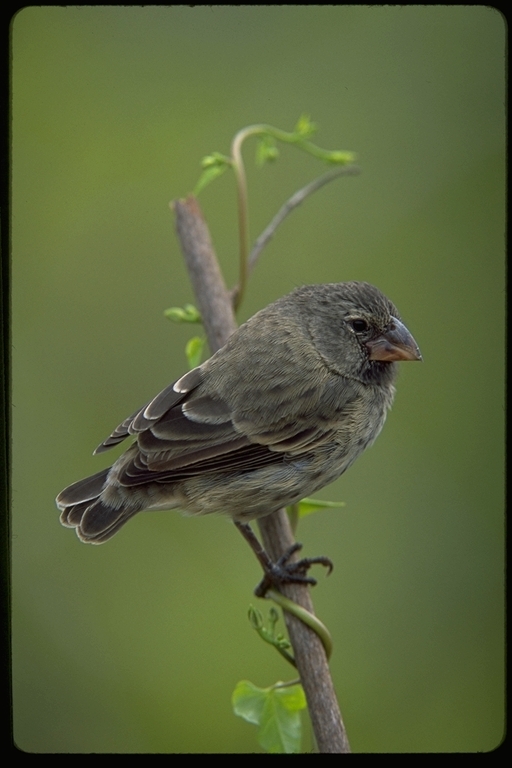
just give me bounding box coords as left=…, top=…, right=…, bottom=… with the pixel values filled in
left=57, top=282, right=421, bottom=558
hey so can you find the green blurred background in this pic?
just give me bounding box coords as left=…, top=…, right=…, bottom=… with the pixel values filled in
left=11, top=7, right=505, bottom=753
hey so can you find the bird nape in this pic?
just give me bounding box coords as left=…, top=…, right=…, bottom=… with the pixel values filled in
left=56, top=281, right=421, bottom=594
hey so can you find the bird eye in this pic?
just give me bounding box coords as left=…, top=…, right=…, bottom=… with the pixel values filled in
left=349, top=318, right=369, bottom=333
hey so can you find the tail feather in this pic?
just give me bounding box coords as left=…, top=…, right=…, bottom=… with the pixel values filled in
left=56, top=468, right=140, bottom=544
left=59, top=497, right=140, bottom=544
left=60, top=500, right=93, bottom=527
left=77, top=501, right=140, bottom=544
left=56, top=468, right=110, bottom=508
left=80, top=499, right=128, bottom=536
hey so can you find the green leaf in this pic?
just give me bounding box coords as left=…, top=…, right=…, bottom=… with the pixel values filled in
left=259, top=686, right=305, bottom=754
left=194, top=163, right=229, bottom=195
left=295, top=497, right=345, bottom=519
left=200, top=151, right=231, bottom=168
left=185, top=336, right=205, bottom=368
left=248, top=605, right=264, bottom=631
left=248, top=606, right=295, bottom=666
left=232, top=680, right=267, bottom=727
left=232, top=680, right=306, bottom=753
left=324, top=149, right=356, bottom=165
left=194, top=152, right=232, bottom=194
left=327, top=150, right=356, bottom=165
left=294, top=113, right=318, bottom=138
left=164, top=303, right=201, bottom=323
left=256, top=136, right=279, bottom=166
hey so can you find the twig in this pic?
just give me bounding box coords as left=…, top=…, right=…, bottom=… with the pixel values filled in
left=228, top=122, right=356, bottom=310
left=265, top=588, right=333, bottom=661
left=231, top=164, right=360, bottom=304
left=172, top=195, right=351, bottom=753
left=230, top=129, right=250, bottom=311
left=249, top=164, right=360, bottom=274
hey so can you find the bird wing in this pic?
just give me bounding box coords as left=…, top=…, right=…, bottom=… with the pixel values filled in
left=93, top=362, right=358, bottom=488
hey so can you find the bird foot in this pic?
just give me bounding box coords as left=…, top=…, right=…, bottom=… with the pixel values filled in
left=254, top=542, right=333, bottom=598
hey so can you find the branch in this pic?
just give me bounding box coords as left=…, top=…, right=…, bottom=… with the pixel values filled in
left=259, top=510, right=350, bottom=753
left=172, top=196, right=237, bottom=350
left=172, top=195, right=350, bottom=753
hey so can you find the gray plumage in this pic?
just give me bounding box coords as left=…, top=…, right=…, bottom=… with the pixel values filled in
left=56, top=282, right=421, bottom=544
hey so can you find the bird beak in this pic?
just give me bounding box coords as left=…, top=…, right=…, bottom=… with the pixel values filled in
left=366, top=317, right=422, bottom=362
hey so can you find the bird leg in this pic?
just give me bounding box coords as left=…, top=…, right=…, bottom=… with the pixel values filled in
left=234, top=521, right=333, bottom=598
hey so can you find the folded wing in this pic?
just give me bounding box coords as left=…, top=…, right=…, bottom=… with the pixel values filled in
left=90, top=363, right=345, bottom=489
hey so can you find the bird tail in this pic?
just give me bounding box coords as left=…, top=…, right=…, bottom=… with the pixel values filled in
left=56, top=468, right=139, bottom=544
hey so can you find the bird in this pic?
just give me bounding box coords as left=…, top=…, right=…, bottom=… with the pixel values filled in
left=57, top=281, right=421, bottom=583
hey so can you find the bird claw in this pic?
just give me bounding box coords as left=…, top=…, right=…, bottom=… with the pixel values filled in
left=254, top=542, right=333, bottom=598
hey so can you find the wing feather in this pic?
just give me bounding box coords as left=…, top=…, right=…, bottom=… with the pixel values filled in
left=92, top=360, right=358, bottom=491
